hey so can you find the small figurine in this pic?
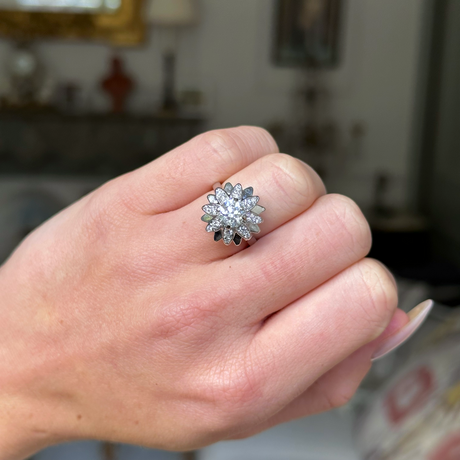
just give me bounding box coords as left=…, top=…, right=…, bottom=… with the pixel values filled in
left=101, top=56, right=134, bottom=114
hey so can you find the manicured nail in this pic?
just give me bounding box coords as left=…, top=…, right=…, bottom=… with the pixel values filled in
left=371, top=299, right=434, bottom=361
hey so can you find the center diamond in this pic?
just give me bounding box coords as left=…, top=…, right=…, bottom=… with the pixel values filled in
left=219, top=198, right=244, bottom=228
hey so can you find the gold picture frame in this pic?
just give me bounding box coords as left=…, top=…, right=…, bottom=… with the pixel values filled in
left=0, top=0, right=146, bottom=46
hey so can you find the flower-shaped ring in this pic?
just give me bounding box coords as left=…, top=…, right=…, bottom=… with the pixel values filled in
left=201, top=182, right=265, bottom=246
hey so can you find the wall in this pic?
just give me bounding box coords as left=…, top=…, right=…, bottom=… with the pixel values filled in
left=320, top=0, right=427, bottom=208
left=0, top=0, right=427, bottom=208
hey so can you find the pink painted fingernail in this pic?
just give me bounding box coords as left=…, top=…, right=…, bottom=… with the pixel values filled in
left=371, top=299, right=434, bottom=361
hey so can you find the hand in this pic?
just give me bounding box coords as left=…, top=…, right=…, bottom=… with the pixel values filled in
left=0, top=127, right=403, bottom=460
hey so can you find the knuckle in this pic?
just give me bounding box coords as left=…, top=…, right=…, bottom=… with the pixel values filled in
left=263, top=153, right=314, bottom=209
left=241, top=125, right=278, bottom=153
left=194, top=127, right=278, bottom=176
left=81, top=189, right=114, bottom=239
left=352, top=258, right=398, bottom=340
left=207, top=362, right=263, bottom=433
left=195, top=129, right=244, bottom=169
left=109, top=172, right=151, bottom=215
left=323, top=194, right=372, bottom=258
left=262, top=153, right=316, bottom=210
left=81, top=185, right=130, bottom=241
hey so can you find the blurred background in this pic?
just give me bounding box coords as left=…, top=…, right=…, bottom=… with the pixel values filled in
left=0, top=0, right=459, bottom=459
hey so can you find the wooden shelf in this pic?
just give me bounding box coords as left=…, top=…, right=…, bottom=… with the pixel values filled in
left=0, top=111, right=206, bottom=176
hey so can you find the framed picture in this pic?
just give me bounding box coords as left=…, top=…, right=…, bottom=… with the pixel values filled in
left=273, top=0, right=342, bottom=68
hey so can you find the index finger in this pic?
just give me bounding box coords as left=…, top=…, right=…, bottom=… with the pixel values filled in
left=117, top=126, right=279, bottom=215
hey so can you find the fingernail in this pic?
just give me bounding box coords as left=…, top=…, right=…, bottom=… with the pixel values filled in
left=371, top=299, right=434, bottom=361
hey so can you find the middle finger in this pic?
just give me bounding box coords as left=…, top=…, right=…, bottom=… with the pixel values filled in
left=212, top=193, right=373, bottom=323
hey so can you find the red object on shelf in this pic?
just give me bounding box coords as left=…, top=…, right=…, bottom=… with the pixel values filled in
left=101, top=56, right=134, bottom=114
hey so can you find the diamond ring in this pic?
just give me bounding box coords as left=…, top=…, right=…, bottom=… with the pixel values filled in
left=201, top=182, right=265, bottom=246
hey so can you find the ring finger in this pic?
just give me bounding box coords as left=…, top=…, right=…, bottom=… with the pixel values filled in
left=161, top=153, right=326, bottom=263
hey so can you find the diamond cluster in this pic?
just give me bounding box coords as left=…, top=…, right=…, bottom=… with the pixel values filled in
left=201, top=182, right=265, bottom=246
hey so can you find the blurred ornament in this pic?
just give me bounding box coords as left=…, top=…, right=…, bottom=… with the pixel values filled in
left=55, top=82, right=88, bottom=114
left=37, top=74, right=57, bottom=106
left=146, top=0, right=199, bottom=115
left=101, top=55, right=134, bottom=114
left=355, top=309, right=460, bottom=460
left=10, top=44, right=39, bottom=78
left=178, top=88, right=203, bottom=115
left=5, top=42, right=52, bottom=108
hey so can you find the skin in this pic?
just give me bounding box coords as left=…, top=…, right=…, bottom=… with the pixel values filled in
left=0, top=127, right=406, bottom=460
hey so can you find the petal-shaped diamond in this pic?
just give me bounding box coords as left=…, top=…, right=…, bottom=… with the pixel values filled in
left=208, top=194, right=218, bottom=204
left=244, top=212, right=263, bottom=224
left=215, top=187, right=229, bottom=206
left=202, top=204, right=220, bottom=216
left=232, top=183, right=243, bottom=200
left=241, top=196, right=259, bottom=212
left=248, top=223, right=260, bottom=233
left=237, top=225, right=252, bottom=240
left=223, top=227, right=234, bottom=245
left=206, top=216, right=223, bottom=232
left=224, top=182, right=233, bottom=194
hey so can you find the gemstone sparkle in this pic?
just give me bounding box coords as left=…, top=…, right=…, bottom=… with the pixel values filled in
left=202, top=183, right=265, bottom=246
